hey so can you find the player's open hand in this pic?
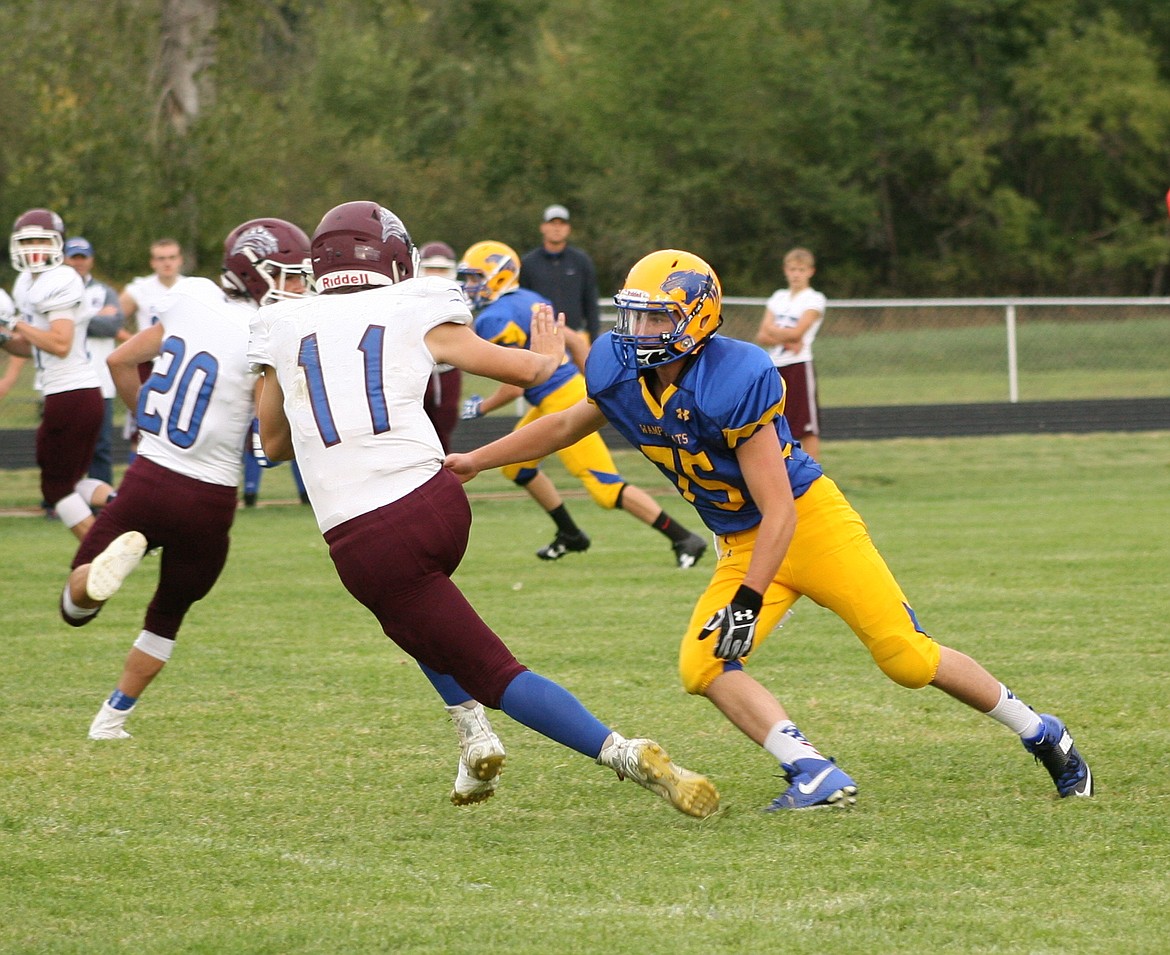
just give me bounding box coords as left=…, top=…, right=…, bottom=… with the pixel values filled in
left=528, top=303, right=567, bottom=365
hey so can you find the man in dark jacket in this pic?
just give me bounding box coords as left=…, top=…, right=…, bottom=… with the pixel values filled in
left=519, top=204, right=600, bottom=341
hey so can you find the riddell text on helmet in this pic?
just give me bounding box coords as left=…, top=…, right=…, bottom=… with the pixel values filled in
left=318, top=270, right=392, bottom=290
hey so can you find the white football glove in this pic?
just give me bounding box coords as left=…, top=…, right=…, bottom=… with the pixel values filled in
left=461, top=394, right=484, bottom=420
left=0, top=309, right=17, bottom=343
left=250, top=423, right=279, bottom=468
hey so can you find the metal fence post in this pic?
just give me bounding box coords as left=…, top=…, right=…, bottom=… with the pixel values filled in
left=1006, top=303, right=1019, bottom=403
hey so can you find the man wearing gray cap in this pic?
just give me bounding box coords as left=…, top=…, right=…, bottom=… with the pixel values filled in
left=520, top=204, right=600, bottom=342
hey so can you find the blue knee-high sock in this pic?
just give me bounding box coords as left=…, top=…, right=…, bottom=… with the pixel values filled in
left=418, top=662, right=475, bottom=707
left=499, top=671, right=611, bottom=758
left=243, top=446, right=261, bottom=496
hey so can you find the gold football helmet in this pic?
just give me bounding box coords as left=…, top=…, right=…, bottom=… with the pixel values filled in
left=457, top=240, right=520, bottom=311
left=612, top=249, right=723, bottom=368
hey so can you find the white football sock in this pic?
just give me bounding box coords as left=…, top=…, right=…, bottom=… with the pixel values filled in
left=986, top=684, right=1043, bottom=739
left=763, top=720, right=827, bottom=765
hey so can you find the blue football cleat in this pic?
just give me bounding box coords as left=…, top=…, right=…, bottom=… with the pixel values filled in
left=766, top=757, right=858, bottom=811
left=1022, top=714, right=1094, bottom=798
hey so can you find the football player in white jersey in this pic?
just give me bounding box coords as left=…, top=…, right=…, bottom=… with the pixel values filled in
left=0, top=288, right=26, bottom=401
left=3, top=208, right=114, bottom=539
left=118, top=237, right=186, bottom=338
left=250, top=200, right=718, bottom=818
left=59, top=217, right=313, bottom=742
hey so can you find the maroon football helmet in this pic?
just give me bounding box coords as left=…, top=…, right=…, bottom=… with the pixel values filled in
left=311, top=201, right=417, bottom=293
left=221, top=218, right=312, bottom=306
left=10, top=208, right=67, bottom=273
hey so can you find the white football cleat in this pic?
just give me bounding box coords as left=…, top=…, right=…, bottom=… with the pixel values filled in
left=597, top=734, right=719, bottom=818
left=447, top=702, right=505, bottom=806
left=450, top=757, right=501, bottom=806
left=88, top=700, right=134, bottom=740
left=86, top=531, right=148, bottom=603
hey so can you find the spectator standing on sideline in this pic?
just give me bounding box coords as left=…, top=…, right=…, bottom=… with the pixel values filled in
left=117, top=238, right=187, bottom=456
left=65, top=237, right=123, bottom=485
left=446, top=248, right=1093, bottom=810
left=418, top=241, right=463, bottom=452
left=520, top=205, right=600, bottom=342
left=60, top=217, right=313, bottom=741
left=252, top=201, right=718, bottom=817
left=458, top=239, right=707, bottom=567
left=755, top=247, right=826, bottom=458
left=2, top=209, right=113, bottom=540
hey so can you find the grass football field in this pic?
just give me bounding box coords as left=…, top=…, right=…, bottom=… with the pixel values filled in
left=1, top=433, right=1168, bottom=953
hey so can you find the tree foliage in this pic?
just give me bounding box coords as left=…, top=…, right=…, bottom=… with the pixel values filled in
left=1, top=0, right=1169, bottom=296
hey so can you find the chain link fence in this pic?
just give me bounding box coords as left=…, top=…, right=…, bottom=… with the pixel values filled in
left=708, top=297, right=1170, bottom=407
left=3, top=297, right=1168, bottom=465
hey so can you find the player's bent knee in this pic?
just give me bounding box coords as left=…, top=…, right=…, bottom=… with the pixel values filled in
left=870, top=635, right=940, bottom=688
left=510, top=466, right=538, bottom=486
left=679, top=655, right=722, bottom=696
left=586, top=480, right=623, bottom=510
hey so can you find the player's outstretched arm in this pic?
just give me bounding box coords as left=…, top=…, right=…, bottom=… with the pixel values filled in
left=444, top=398, right=606, bottom=482
left=427, top=304, right=566, bottom=389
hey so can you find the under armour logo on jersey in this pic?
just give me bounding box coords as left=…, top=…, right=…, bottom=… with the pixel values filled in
left=675, top=408, right=691, bottom=422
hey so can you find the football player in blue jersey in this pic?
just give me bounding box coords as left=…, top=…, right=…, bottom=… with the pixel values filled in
left=446, top=248, right=1093, bottom=809
left=457, top=240, right=707, bottom=567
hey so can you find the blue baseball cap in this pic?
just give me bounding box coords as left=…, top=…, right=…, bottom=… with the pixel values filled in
left=64, top=237, right=94, bottom=258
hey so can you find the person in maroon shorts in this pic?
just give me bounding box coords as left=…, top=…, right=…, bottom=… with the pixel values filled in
left=59, top=217, right=314, bottom=741
left=755, top=247, right=827, bottom=458
left=3, top=208, right=114, bottom=540
left=252, top=200, right=718, bottom=817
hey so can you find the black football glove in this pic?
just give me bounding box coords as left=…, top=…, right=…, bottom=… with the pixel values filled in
left=699, top=585, right=763, bottom=660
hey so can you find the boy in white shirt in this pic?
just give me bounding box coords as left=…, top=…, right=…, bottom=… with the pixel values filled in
left=755, top=247, right=827, bottom=458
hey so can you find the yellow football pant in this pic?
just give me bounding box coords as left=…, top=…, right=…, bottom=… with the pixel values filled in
left=679, top=475, right=942, bottom=694
left=502, top=375, right=625, bottom=509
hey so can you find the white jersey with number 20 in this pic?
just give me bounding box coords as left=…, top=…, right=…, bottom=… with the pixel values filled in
left=135, top=277, right=257, bottom=487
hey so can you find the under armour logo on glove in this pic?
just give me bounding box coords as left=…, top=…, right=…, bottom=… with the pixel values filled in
left=699, top=584, right=764, bottom=660
left=461, top=395, right=484, bottom=420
